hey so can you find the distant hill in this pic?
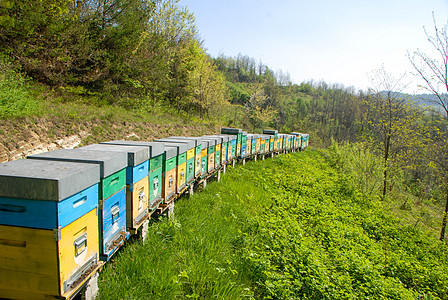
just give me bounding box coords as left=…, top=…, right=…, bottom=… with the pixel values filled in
left=378, top=91, right=448, bottom=110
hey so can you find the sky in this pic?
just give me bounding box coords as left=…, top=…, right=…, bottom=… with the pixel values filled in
left=178, top=0, right=448, bottom=93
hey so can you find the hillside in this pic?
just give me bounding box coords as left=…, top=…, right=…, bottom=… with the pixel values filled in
left=97, top=150, right=448, bottom=299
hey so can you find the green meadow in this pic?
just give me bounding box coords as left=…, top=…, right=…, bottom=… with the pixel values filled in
left=98, top=150, right=448, bottom=299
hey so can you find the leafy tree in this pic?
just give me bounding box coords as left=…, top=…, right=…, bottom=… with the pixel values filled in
left=409, top=15, right=448, bottom=240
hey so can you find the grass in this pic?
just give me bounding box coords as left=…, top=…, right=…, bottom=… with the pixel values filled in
left=97, top=150, right=448, bottom=299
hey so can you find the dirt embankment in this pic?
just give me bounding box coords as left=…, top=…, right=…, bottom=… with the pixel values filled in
left=0, top=117, right=218, bottom=163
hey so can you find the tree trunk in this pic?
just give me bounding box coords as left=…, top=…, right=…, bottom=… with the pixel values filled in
left=440, top=187, right=448, bottom=241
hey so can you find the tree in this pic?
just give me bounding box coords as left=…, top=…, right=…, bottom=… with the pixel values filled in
left=409, top=14, right=448, bottom=241
left=362, top=66, right=417, bottom=200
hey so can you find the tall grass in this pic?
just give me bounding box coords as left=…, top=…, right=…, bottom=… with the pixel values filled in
left=98, top=150, right=448, bottom=299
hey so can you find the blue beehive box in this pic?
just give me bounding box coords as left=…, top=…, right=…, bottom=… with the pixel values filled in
left=28, top=148, right=128, bottom=261
left=80, top=144, right=150, bottom=233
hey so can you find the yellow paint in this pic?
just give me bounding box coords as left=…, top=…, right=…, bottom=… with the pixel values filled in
left=126, top=176, right=149, bottom=229
left=201, top=148, right=207, bottom=158
left=208, top=153, right=215, bottom=172
left=177, top=162, right=187, bottom=191
left=186, top=148, right=195, bottom=161
left=256, top=138, right=261, bottom=153
left=247, top=139, right=252, bottom=155
left=195, top=153, right=201, bottom=176
left=227, top=146, right=232, bottom=159
left=221, top=145, right=227, bottom=163
left=163, top=168, right=177, bottom=200
left=215, top=144, right=221, bottom=152
left=59, top=208, right=99, bottom=295
left=237, top=144, right=241, bottom=156
left=0, top=225, right=59, bottom=295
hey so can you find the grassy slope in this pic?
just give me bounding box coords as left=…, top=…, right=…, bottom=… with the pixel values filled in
left=97, top=150, right=448, bottom=300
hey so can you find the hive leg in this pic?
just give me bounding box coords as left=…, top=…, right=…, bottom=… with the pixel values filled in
left=141, top=219, right=149, bottom=243
left=81, top=272, right=99, bottom=300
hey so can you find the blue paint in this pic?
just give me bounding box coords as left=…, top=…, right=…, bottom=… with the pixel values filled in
left=125, top=160, right=149, bottom=185
left=0, top=184, right=98, bottom=229
left=99, top=188, right=126, bottom=259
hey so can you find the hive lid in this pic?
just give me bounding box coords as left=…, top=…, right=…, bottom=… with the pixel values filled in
left=220, top=134, right=237, bottom=141
left=167, top=136, right=203, bottom=147
left=151, top=141, right=188, bottom=154
left=202, top=136, right=221, bottom=145
left=242, top=131, right=248, bottom=136
left=291, top=132, right=302, bottom=136
left=28, top=149, right=126, bottom=178
left=164, top=146, right=178, bottom=159
left=264, top=129, right=279, bottom=134
left=201, top=138, right=216, bottom=146
left=101, top=140, right=164, bottom=158
left=221, top=127, right=242, bottom=134
left=0, top=159, right=100, bottom=201
left=81, top=144, right=149, bottom=167
left=155, top=138, right=195, bottom=149
left=203, top=135, right=229, bottom=143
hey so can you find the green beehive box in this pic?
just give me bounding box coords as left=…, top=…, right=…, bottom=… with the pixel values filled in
left=156, top=138, right=196, bottom=184
left=101, top=141, right=165, bottom=209
left=202, top=136, right=221, bottom=168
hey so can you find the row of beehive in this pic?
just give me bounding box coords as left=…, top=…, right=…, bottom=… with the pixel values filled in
left=0, top=128, right=309, bottom=300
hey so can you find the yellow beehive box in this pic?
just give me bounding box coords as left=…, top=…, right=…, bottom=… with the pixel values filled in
left=0, top=208, right=100, bottom=299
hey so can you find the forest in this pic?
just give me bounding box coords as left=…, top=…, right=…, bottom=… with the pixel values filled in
left=1, top=0, right=448, bottom=270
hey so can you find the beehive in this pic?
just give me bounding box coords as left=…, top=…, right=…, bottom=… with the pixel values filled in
left=28, top=149, right=128, bottom=261
left=162, top=137, right=204, bottom=178
left=203, top=135, right=230, bottom=165
left=241, top=131, right=248, bottom=158
left=0, top=159, right=101, bottom=299
left=155, top=138, right=196, bottom=184
left=152, top=142, right=188, bottom=194
left=221, top=128, right=243, bottom=159
left=202, top=136, right=222, bottom=169
left=200, top=140, right=209, bottom=176
left=101, top=141, right=165, bottom=211
left=80, top=144, right=150, bottom=233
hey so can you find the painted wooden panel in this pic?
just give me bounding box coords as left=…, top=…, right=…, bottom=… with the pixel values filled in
left=101, top=168, right=126, bottom=200
left=201, top=156, right=207, bottom=176
left=100, top=188, right=126, bottom=259
left=163, top=168, right=176, bottom=200
left=195, top=153, right=201, bottom=177
left=178, top=152, right=187, bottom=165
left=186, top=148, right=195, bottom=161
left=0, top=183, right=98, bottom=230
left=246, top=139, right=252, bottom=155
left=149, top=167, right=162, bottom=209
left=126, top=176, right=149, bottom=229
left=177, top=162, right=187, bottom=192
left=125, top=160, right=149, bottom=186
left=207, top=153, right=215, bottom=172
left=221, top=144, right=227, bottom=164
left=150, top=154, right=163, bottom=171
left=164, top=156, right=177, bottom=173
left=0, top=225, right=59, bottom=295
left=215, top=147, right=221, bottom=167
left=186, top=158, right=195, bottom=183
left=59, top=208, right=99, bottom=294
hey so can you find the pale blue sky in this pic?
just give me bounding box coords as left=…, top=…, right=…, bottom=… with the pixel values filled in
left=179, top=0, right=448, bottom=93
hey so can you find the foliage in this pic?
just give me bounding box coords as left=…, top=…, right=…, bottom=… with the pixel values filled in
left=0, top=55, right=42, bottom=118
left=98, top=150, right=448, bottom=299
